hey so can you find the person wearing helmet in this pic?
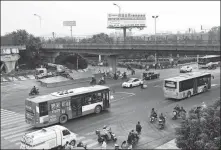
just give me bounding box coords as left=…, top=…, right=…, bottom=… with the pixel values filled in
left=174, top=104, right=181, bottom=115
left=103, top=125, right=111, bottom=140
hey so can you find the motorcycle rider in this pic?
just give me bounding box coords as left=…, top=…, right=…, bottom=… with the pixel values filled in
left=127, top=132, right=133, bottom=145
left=159, top=113, right=166, bottom=124
left=174, top=104, right=181, bottom=116
left=150, top=108, right=157, bottom=118
left=123, top=72, right=127, bottom=79
left=91, top=76, right=96, bottom=85
left=136, top=121, right=142, bottom=134
left=103, top=125, right=111, bottom=140
left=31, top=86, right=38, bottom=94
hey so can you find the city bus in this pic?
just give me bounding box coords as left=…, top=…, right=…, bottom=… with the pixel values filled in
left=198, top=55, right=220, bottom=68
left=25, top=85, right=111, bottom=127
left=163, top=72, right=212, bottom=100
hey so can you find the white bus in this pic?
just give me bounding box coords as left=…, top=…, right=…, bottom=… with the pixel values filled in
left=25, top=85, right=111, bottom=127
left=198, top=55, right=220, bottom=68
left=163, top=72, right=212, bottom=100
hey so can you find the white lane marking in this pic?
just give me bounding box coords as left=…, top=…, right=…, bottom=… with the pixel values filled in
left=87, top=142, right=99, bottom=148
left=18, top=76, right=27, bottom=80
left=15, top=142, right=21, bottom=145
left=1, top=111, right=18, bottom=117
left=2, top=78, right=8, bottom=82
left=10, top=136, right=23, bottom=142
left=1, top=114, right=24, bottom=119
left=1, top=127, right=33, bottom=137
left=1, top=124, right=31, bottom=134
left=111, top=93, right=135, bottom=103
left=76, top=136, right=86, bottom=141
left=154, top=85, right=162, bottom=88
left=27, top=75, right=35, bottom=79
left=1, top=119, right=26, bottom=127
left=4, top=132, right=25, bottom=140
left=82, top=139, right=95, bottom=144
left=85, top=131, right=95, bottom=136
left=1, top=116, right=25, bottom=124
left=211, top=84, right=218, bottom=87
left=115, top=92, right=135, bottom=95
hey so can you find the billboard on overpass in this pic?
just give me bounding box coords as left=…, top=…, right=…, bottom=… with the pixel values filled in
left=107, top=13, right=146, bottom=28
left=63, top=21, right=76, bottom=26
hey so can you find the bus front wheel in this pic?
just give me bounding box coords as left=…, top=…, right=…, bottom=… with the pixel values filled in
left=95, top=105, right=102, bottom=114
left=59, top=114, right=68, bottom=124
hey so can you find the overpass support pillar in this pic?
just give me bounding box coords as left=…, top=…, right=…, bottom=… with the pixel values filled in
left=107, top=55, right=118, bottom=74
left=197, top=55, right=199, bottom=63
left=1, top=54, right=20, bottom=73
left=42, top=52, right=60, bottom=63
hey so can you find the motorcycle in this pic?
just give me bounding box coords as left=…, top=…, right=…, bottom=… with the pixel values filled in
left=95, top=128, right=117, bottom=143
left=98, top=79, right=105, bottom=85
left=121, top=74, right=128, bottom=80
left=172, top=110, right=179, bottom=120
left=29, top=88, right=39, bottom=96
left=127, top=133, right=139, bottom=148
left=90, top=80, right=96, bottom=86
left=150, top=114, right=157, bottom=123
left=158, top=119, right=165, bottom=130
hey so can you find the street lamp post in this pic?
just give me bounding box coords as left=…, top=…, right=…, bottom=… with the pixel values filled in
left=152, top=15, right=158, bottom=42
left=34, top=14, right=42, bottom=28
left=152, top=15, right=158, bottom=65
left=113, top=3, right=121, bottom=14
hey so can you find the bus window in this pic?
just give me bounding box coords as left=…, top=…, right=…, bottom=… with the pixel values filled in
left=179, top=79, right=194, bottom=92
left=39, top=102, right=48, bottom=117
left=165, top=81, right=177, bottom=89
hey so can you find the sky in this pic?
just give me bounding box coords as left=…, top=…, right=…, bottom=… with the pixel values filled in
left=1, top=1, right=220, bottom=37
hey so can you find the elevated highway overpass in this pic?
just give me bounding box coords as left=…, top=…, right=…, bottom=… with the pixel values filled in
left=40, top=41, right=220, bottom=73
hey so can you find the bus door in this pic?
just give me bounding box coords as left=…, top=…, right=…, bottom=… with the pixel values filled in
left=193, top=79, right=198, bottom=95
left=103, top=90, right=110, bottom=109
left=38, top=102, right=49, bottom=125
left=70, top=96, right=82, bottom=118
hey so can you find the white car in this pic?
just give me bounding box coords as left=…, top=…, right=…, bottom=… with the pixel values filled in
left=180, top=66, right=193, bottom=73
left=122, top=78, right=142, bottom=88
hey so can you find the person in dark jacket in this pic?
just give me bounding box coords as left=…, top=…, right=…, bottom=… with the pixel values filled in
left=136, top=121, right=142, bottom=134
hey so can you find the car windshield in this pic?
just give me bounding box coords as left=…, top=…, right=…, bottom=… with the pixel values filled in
left=126, top=79, right=134, bottom=82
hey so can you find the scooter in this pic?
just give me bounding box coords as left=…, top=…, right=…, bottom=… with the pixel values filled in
left=95, top=129, right=117, bottom=143
left=98, top=79, right=105, bottom=85
left=29, top=88, right=39, bottom=96
left=150, top=114, right=157, bottom=123
left=158, top=119, right=165, bottom=130
left=172, top=110, right=179, bottom=120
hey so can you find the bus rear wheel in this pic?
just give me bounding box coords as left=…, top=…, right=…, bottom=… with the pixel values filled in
left=59, top=114, right=68, bottom=124
left=95, top=105, right=102, bottom=114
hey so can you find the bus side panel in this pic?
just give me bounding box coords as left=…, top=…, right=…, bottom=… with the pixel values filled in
left=82, top=102, right=103, bottom=115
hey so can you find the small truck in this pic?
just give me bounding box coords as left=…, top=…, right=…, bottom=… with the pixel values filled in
left=20, top=125, right=77, bottom=149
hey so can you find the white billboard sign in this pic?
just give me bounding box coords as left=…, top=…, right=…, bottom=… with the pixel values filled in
left=107, top=13, right=146, bottom=28
left=63, top=21, right=76, bottom=26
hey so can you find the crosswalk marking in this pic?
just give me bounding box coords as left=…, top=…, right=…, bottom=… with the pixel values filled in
left=87, top=141, right=99, bottom=148
left=1, top=116, right=25, bottom=124
left=18, top=76, right=27, bottom=80
left=0, top=109, right=102, bottom=149
left=27, top=75, right=35, bottom=79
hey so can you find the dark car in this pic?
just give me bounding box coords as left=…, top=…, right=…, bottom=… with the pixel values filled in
left=143, top=71, right=160, bottom=80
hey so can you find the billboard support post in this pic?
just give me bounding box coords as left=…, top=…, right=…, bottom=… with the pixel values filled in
left=63, top=21, right=76, bottom=41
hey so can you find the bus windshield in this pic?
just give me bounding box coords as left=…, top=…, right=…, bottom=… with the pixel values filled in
left=164, top=80, right=177, bottom=89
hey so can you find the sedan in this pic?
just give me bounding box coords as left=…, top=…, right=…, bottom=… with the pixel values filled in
left=180, top=66, right=193, bottom=73
left=122, top=78, right=142, bottom=88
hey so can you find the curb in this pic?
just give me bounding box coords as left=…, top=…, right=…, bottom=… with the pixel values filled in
left=155, top=139, right=179, bottom=149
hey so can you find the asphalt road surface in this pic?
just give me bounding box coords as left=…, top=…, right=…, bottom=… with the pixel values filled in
left=1, top=66, right=220, bottom=149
